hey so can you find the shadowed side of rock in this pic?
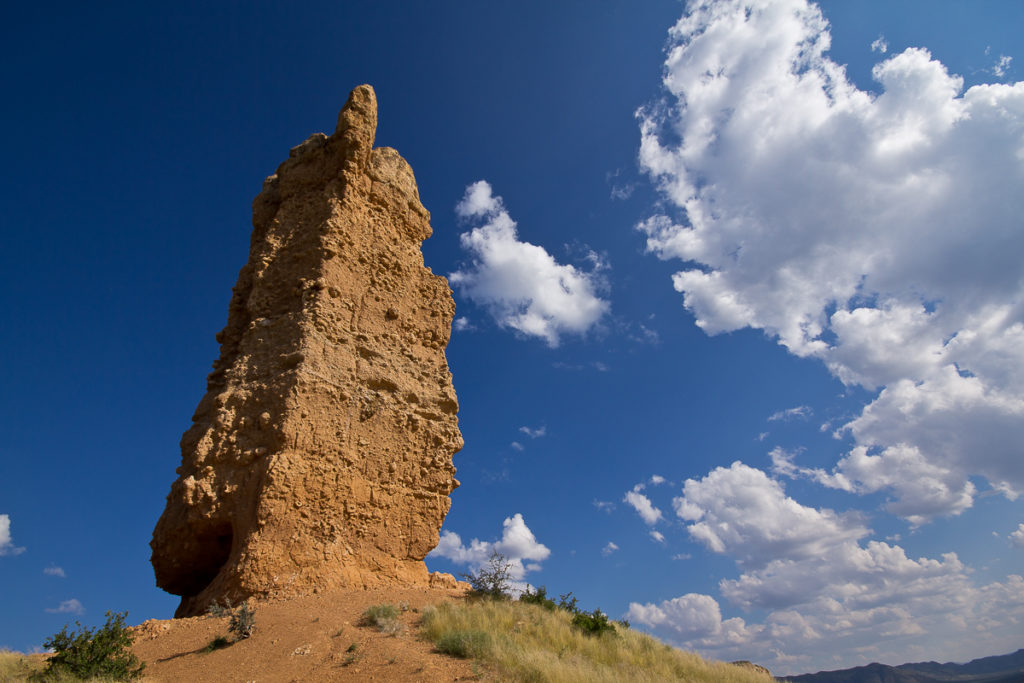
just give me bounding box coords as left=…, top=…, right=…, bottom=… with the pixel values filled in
left=151, top=85, right=463, bottom=617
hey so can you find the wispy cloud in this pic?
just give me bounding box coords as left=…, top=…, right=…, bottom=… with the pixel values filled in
left=602, top=541, right=619, bottom=557
left=767, top=406, right=811, bottom=422
left=593, top=499, right=615, bottom=513
left=519, top=426, right=546, bottom=439
left=450, top=180, right=609, bottom=347
left=607, top=169, right=636, bottom=200
left=44, top=565, right=66, bottom=578
left=993, top=54, right=1013, bottom=77
left=871, top=35, right=888, bottom=53
left=46, top=599, right=84, bottom=615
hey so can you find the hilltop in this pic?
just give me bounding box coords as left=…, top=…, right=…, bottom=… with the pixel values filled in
left=2, top=586, right=776, bottom=682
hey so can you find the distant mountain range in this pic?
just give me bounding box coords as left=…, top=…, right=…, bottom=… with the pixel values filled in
left=779, top=649, right=1024, bottom=683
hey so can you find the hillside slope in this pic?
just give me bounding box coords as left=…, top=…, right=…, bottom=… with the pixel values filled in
left=5, top=587, right=776, bottom=682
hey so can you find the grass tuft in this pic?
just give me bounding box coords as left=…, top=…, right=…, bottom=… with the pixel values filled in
left=361, top=604, right=399, bottom=626
left=434, top=630, right=491, bottom=659
left=361, top=603, right=405, bottom=635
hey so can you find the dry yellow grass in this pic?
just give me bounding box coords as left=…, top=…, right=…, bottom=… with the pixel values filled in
left=0, top=649, right=45, bottom=681
left=420, top=599, right=772, bottom=683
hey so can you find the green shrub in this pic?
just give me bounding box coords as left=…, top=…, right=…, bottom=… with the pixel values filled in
left=435, top=629, right=491, bottom=659
left=39, top=611, right=145, bottom=680
left=558, top=591, right=579, bottom=614
left=571, top=608, right=617, bottom=637
left=461, top=551, right=513, bottom=600
left=519, top=586, right=557, bottom=611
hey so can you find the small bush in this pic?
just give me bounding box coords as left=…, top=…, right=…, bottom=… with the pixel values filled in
left=519, top=586, right=556, bottom=611
left=205, top=599, right=255, bottom=644
left=40, top=610, right=145, bottom=680
left=228, top=603, right=255, bottom=640
left=435, top=630, right=491, bottom=659
left=361, top=603, right=403, bottom=634
left=571, top=608, right=617, bottom=637
left=462, top=551, right=514, bottom=600
left=558, top=592, right=579, bottom=614
left=361, top=604, right=399, bottom=627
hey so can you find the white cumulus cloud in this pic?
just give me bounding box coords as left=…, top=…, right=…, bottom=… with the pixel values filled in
left=624, top=485, right=664, bottom=526
left=450, top=180, right=609, bottom=347
left=1010, top=524, right=1024, bottom=548
left=638, top=0, right=1024, bottom=523
left=674, top=462, right=867, bottom=566
left=602, top=541, right=619, bottom=557
left=0, top=514, right=25, bottom=556
left=633, top=460, right=1024, bottom=675
left=429, top=513, right=551, bottom=589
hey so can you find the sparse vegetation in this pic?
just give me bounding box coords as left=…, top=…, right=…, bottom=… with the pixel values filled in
left=521, top=584, right=616, bottom=637
left=360, top=603, right=404, bottom=635
left=341, top=642, right=360, bottom=666
left=461, top=551, right=514, bottom=600
left=361, top=604, right=399, bottom=627
left=37, top=611, right=145, bottom=681
left=206, top=599, right=255, bottom=644
left=227, top=603, right=255, bottom=640
left=421, top=599, right=771, bottom=682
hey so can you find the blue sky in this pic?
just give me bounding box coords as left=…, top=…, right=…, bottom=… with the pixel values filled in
left=1, top=0, right=1022, bottom=675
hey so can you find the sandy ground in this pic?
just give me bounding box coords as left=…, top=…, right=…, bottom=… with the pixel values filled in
left=128, top=587, right=482, bottom=682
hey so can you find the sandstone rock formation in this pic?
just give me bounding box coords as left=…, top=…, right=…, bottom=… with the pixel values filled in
left=151, top=85, right=463, bottom=617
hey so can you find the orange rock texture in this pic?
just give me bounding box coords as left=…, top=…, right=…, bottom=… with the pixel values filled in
left=151, top=85, right=463, bottom=617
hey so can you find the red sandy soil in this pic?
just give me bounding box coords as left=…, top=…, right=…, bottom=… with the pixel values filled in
left=128, top=587, right=481, bottom=682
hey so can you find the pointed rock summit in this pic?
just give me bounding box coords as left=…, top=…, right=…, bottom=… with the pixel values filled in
left=151, top=85, right=463, bottom=617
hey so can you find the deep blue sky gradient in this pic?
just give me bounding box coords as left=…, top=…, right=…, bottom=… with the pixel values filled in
left=2, top=0, right=1021, bottom=670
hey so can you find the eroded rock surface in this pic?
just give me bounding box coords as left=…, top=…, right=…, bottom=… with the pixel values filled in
left=151, top=85, right=462, bottom=617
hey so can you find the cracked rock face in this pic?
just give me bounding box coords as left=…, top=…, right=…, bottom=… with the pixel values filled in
left=151, top=85, right=463, bottom=617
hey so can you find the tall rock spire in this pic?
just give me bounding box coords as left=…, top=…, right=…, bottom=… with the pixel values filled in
left=151, top=85, right=463, bottom=617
